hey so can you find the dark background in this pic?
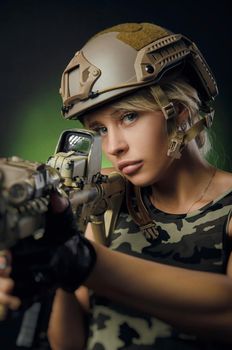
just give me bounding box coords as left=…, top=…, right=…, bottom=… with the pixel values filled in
left=0, top=0, right=231, bottom=169
left=0, top=1, right=231, bottom=348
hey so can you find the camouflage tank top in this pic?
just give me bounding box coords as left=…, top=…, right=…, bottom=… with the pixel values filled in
left=86, top=187, right=232, bottom=350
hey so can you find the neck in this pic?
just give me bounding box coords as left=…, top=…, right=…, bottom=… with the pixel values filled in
left=150, top=149, right=215, bottom=214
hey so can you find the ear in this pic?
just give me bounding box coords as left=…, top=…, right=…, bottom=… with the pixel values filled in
left=175, top=103, right=189, bottom=126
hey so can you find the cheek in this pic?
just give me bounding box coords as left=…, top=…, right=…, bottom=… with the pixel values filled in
left=135, top=120, right=168, bottom=153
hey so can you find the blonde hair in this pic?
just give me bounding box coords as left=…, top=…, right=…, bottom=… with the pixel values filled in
left=111, top=78, right=211, bottom=156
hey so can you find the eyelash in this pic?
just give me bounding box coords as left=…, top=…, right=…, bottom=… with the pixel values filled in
left=94, top=126, right=107, bottom=136
left=121, top=111, right=138, bottom=124
left=91, top=111, right=138, bottom=136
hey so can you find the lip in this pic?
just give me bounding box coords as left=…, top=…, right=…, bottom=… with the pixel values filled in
left=118, top=160, right=143, bottom=175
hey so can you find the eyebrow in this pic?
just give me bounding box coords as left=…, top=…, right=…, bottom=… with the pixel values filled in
left=85, top=109, right=128, bottom=129
left=87, top=120, right=102, bottom=129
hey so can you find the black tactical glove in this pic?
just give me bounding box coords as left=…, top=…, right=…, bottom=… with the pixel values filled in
left=50, top=233, right=96, bottom=293
left=46, top=200, right=97, bottom=292
left=11, top=201, right=96, bottom=303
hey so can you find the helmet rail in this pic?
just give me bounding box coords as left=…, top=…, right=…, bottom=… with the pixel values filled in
left=60, top=23, right=218, bottom=121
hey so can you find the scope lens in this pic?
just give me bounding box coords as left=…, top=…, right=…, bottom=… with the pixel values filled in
left=60, top=132, right=91, bottom=155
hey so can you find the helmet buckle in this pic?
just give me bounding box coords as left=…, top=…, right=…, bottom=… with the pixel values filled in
left=167, top=131, right=185, bottom=159
left=162, top=101, right=177, bottom=120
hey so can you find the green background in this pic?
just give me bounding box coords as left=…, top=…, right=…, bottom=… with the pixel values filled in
left=0, top=0, right=231, bottom=170
left=0, top=1, right=231, bottom=348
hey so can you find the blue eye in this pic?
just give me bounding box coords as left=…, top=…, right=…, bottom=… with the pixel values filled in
left=122, top=112, right=138, bottom=125
left=94, top=126, right=108, bottom=136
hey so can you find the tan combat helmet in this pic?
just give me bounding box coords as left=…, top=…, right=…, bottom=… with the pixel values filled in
left=60, top=22, right=218, bottom=123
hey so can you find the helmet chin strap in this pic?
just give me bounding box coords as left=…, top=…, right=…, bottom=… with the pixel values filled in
left=152, top=85, right=214, bottom=159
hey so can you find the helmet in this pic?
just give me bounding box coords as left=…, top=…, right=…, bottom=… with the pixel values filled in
left=60, top=22, right=218, bottom=121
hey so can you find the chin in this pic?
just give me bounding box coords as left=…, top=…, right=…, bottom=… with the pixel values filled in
left=126, top=173, right=157, bottom=187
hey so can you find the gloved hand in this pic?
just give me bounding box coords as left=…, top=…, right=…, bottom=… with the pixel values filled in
left=46, top=192, right=97, bottom=292
left=10, top=193, right=96, bottom=303
left=50, top=233, right=96, bottom=293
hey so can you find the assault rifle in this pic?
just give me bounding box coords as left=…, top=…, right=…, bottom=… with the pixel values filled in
left=0, top=128, right=125, bottom=312
left=0, top=129, right=125, bottom=348
left=0, top=129, right=125, bottom=251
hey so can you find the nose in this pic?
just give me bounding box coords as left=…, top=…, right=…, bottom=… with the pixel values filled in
left=105, top=128, right=128, bottom=157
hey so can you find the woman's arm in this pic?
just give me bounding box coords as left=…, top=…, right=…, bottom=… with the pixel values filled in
left=48, top=287, right=89, bottom=350
left=47, top=221, right=96, bottom=350
left=85, top=241, right=232, bottom=343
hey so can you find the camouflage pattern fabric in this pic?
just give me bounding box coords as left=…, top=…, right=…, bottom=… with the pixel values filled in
left=86, top=188, right=232, bottom=350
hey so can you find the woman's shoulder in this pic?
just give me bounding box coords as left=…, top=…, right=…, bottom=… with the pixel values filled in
left=215, top=169, right=232, bottom=239
left=214, top=169, right=232, bottom=194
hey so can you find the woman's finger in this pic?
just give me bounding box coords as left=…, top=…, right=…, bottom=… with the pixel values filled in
left=0, top=279, right=21, bottom=320
left=0, top=250, right=12, bottom=277
left=0, top=290, right=21, bottom=310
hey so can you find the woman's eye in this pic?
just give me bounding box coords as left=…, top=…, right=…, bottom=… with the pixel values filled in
left=122, top=112, right=138, bottom=125
left=93, top=126, right=108, bottom=136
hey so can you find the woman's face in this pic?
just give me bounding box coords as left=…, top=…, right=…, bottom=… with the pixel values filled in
left=84, top=106, right=173, bottom=187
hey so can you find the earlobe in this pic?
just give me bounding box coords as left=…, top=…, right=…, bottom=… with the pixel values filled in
left=175, top=104, right=190, bottom=130
left=177, top=121, right=187, bottom=132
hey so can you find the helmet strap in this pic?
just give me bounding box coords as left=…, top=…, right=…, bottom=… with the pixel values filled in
left=167, top=109, right=214, bottom=159
left=152, top=85, right=214, bottom=159
left=152, top=85, right=177, bottom=120
left=126, top=181, right=159, bottom=240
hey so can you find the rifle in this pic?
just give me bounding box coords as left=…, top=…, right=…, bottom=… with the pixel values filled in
left=0, top=129, right=125, bottom=345
left=0, top=129, right=125, bottom=249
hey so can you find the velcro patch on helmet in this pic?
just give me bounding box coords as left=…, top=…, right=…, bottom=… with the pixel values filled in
left=95, top=23, right=170, bottom=51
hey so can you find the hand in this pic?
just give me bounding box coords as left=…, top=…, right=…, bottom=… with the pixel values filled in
left=9, top=192, right=96, bottom=302
left=44, top=191, right=79, bottom=245
left=47, top=192, right=97, bottom=293
left=50, top=233, right=96, bottom=293
left=0, top=251, right=21, bottom=320
left=7, top=192, right=75, bottom=302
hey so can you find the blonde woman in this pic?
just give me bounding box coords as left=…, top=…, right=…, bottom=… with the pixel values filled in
left=1, top=23, right=232, bottom=350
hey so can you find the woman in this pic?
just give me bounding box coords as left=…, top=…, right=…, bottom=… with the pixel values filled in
left=1, top=22, right=232, bottom=349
